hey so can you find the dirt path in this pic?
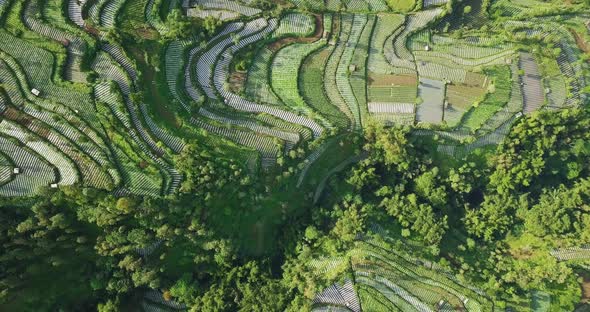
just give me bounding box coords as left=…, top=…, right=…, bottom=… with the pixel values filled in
left=570, top=29, right=590, bottom=56
left=268, top=14, right=324, bottom=52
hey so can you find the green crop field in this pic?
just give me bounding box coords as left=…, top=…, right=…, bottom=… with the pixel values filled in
left=385, top=0, right=416, bottom=12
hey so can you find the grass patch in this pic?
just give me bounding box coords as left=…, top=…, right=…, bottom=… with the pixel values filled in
left=303, top=134, right=358, bottom=188
left=384, top=0, right=416, bottom=12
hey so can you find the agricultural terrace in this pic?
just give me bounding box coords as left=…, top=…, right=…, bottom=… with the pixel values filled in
left=0, top=0, right=589, bottom=310
left=309, top=233, right=495, bottom=312
left=0, top=0, right=585, bottom=197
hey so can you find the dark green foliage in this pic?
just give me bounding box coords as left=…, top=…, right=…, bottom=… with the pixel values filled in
left=345, top=122, right=450, bottom=248
left=251, top=0, right=277, bottom=11
left=202, top=15, right=223, bottom=36
left=490, top=109, right=590, bottom=194
left=164, top=9, right=202, bottom=40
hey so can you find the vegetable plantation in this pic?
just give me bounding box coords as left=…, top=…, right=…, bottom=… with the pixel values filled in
left=0, top=0, right=589, bottom=311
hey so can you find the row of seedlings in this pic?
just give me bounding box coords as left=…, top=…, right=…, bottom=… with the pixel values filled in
left=1, top=103, right=114, bottom=189
left=187, top=8, right=241, bottom=21
left=177, top=22, right=282, bottom=167
left=349, top=14, right=375, bottom=127
left=87, top=0, right=110, bottom=26
left=246, top=12, right=339, bottom=147
left=300, top=20, right=353, bottom=130
left=92, top=52, right=180, bottom=194
left=0, top=52, right=118, bottom=175
left=353, top=240, right=490, bottom=311
left=103, top=43, right=186, bottom=153
left=186, top=0, right=261, bottom=16
left=95, top=82, right=164, bottom=195
left=475, top=61, right=524, bottom=136
left=312, top=280, right=361, bottom=312
left=389, top=9, right=442, bottom=70
left=270, top=36, right=332, bottom=128
left=428, top=35, right=514, bottom=59
left=22, top=0, right=88, bottom=82
left=184, top=23, right=245, bottom=108
left=0, top=120, right=78, bottom=187
left=204, top=19, right=325, bottom=138
left=100, top=0, right=127, bottom=28
left=368, top=14, right=405, bottom=74
left=244, top=13, right=317, bottom=108
left=0, top=55, right=118, bottom=189
left=366, top=14, right=416, bottom=124
left=211, top=18, right=295, bottom=166
left=335, top=14, right=368, bottom=129
left=324, top=14, right=355, bottom=128
left=518, top=52, right=545, bottom=114
left=199, top=107, right=301, bottom=151
left=0, top=133, right=57, bottom=197
left=424, top=0, right=448, bottom=8
left=167, top=24, right=283, bottom=167
left=0, top=65, right=108, bottom=189
left=244, top=46, right=283, bottom=106
left=0, top=142, right=12, bottom=187
left=217, top=18, right=342, bottom=166
left=145, top=0, right=169, bottom=34
left=68, top=0, right=86, bottom=27
left=272, top=12, right=316, bottom=38
left=551, top=247, right=590, bottom=261
left=0, top=32, right=97, bottom=127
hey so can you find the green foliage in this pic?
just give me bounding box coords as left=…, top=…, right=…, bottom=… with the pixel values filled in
left=345, top=122, right=449, bottom=247
left=464, top=194, right=523, bottom=242
left=0, top=195, right=98, bottom=311
left=251, top=0, right=277, bottom=11
left=522, top=180, right=590, bottom=238
left=163, top=9, right=201, bottom=40
left=203, top=15, right=222, bottom=36
left=490, top=109, right=590, bottom=194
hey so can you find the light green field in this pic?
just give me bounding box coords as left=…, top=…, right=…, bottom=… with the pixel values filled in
left=384, top=0, right=416, bottom=12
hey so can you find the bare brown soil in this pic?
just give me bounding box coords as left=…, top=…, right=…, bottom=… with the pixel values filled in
left=135, top=27, right=159, bottom=40
left=446, top=84, right=486, bottom=109
left=229, top=71, right=247, bottom=93
left=570, top=29, right=590, bottom=57
left=464, top=72, right=488, bottom=88
left=6, top=107, right=54, bottom=142
left=268, top=13, right=324, bottom=52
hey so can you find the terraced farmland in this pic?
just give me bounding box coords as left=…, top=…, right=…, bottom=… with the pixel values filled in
left=0, top=0, right=584, bottom=194
left=310, top=233, right=495, bottom=312
left=0, top=0, right=589, bottom=311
